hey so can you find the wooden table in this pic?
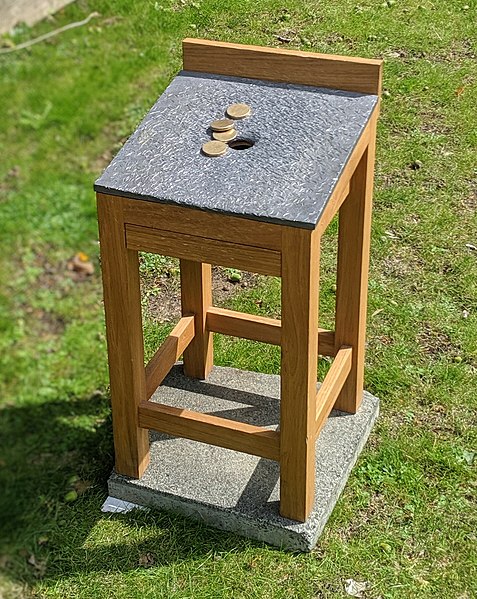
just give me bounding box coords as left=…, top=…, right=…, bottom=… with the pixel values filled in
left=95, top=38, right=382, bottom=523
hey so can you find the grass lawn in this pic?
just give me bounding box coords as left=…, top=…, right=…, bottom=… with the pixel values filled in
left=0, top=0, right=476, bottom=597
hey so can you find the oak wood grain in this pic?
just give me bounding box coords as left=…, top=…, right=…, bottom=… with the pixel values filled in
left=138, top=401, right=280, bottom=461
left=206, top=307, right=336, bottom=356
left=121, top=197, right=282, bottom=251
left=315, top=346, right=352, bottom=436
left=126, top=224, right=282, bottom=277
left=97, top=193, right=149, bottom=478
left=334, top=115, right=378, bottom=413
left=206, top=306, right=281, bottom=345
left=145, top=316, right=195, bottom=399
left=183, top=38, right=383, bottom=95
left=280, top=226, right=320, bottom=522
left=180, top=261, right=213, bottom=379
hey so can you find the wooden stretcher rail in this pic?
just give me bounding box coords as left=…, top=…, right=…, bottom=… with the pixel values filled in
left=126, top=224, right=281, bottom=277
left=206, top=307, right=336, bottom=356
left=315, top=345, right=353, bottom=436
left=138, top=401, right=280, bottom=461
left=145, top=316, right=195, bottom=399
left=206, top=306, right=281, bottom=345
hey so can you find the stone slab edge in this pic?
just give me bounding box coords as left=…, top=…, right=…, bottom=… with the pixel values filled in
left=108, top=393, right=379, bottom=552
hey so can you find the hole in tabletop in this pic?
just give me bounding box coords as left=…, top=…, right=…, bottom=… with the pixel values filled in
left=229, top=138, right=255, bottom=150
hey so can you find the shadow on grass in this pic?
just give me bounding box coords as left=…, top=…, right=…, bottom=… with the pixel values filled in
left=0, top=392, right=264, bottom=591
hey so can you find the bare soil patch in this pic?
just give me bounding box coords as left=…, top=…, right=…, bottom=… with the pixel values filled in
left=145, top=266, right=263, bottom=323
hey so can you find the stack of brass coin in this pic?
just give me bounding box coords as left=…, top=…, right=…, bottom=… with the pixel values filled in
left=201, top=104, right=252, bottom=157
left=211, top=118, right=237, bottom=142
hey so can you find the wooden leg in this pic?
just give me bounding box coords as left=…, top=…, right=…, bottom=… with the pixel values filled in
left=280, top=227, right=320, bottom=522
left=180, top=260, right=213, bottom=379
left=334, top=128, right=376, bottom=413
left=97, top=194, right=149, bottom=478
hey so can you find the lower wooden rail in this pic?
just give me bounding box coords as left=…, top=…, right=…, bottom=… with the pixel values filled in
left=206, top=306, right=281, bottom=344
left=315, top=345, right=352, bottom=436
left=206, top=307, right=336, bottom=356
left=138, top=401, right=280, bottom=461
left=145, top=316, right=195, bottom=399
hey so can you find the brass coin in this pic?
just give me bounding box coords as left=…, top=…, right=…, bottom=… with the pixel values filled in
left=226, top=103, right=252, bottom=120
left=212, top=128, right=237, bottom=142
left=210, top=118, right=235, bottom=132
left=202, top=140, right=228, bottom=157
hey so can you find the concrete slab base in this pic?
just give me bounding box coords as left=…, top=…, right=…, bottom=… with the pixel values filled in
left=108, top=364, right=379, bottom=552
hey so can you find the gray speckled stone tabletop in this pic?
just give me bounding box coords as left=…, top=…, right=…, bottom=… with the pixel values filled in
left=95, top=71, right=377, bottom=229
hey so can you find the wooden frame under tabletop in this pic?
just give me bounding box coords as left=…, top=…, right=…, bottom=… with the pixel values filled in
left=97, top=38, right=382, bottom=524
